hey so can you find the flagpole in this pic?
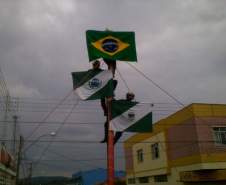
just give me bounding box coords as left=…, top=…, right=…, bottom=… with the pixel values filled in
left=107, top=59, right=116, bottom=185
left=107, top=96, right=114, bottom=185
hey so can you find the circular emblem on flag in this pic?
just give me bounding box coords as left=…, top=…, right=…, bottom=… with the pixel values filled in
left=88, top=78, right=102, bottom=89
left=101, top=38, right=119, bottom=53
left=128, top=111, right=135, bottom=121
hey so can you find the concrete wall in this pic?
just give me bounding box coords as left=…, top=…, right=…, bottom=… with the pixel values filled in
left=167, top=118, right=200, bottom=161
left=124, top=104, right=226, bottom=185
left=132, top=132, right=168, bottom=176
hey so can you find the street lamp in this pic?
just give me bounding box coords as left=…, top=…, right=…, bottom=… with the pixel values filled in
left=23, top=132, right=56, bottom=153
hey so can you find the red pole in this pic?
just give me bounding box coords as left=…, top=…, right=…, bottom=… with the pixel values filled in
left=107, top=97, right=114, bottom=185
left=106, top=60, right=116, bottom=185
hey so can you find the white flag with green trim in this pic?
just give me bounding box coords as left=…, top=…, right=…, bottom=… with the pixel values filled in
left=71, top=69, right=113, bottom=100
left=110, top=100, right=152, bottom=132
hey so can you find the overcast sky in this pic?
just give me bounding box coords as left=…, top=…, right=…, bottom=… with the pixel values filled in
left=1, top=0, right=226, bottom=177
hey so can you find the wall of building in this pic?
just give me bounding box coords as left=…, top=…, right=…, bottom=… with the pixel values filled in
left=0, top=163, right=15, bottom=185
left=124, top=104, right=226, bottom=185
left=0, top=96, right=18, bottom=185
left=195, top=117, right=226, bottom=155
left=124, top=146, right=133, bottom=174
left=167, top=118, right=200, bottom=161
left=132, top=132, right=167, bottom=175
left=167, top=104, right=226, bottom=168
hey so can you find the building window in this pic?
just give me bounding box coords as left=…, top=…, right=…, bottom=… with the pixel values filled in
left=137, top=149, right=143, bottom=163
left=154, top=175, right=168, bottom=182
left=139, top=177, right=149, bottom=183
left=213, top=127, right=226, bottom=145
left=151, top=143, right=159, bottom=159
left=128, top=178, right=136, bottom=184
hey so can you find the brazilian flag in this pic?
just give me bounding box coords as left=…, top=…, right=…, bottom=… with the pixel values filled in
left=86, top=30, right=137, bottom=62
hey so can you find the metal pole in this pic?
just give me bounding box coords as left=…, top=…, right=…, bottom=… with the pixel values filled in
left=28, top=162, right=32, bottom=185
left=12, top=115, right=18, bottom=156
left=16, top=136, right=23, bottom=185
left=107, top=97, right=114, bottom=185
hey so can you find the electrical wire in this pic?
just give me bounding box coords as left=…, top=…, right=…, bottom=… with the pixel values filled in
left=126, top=63, right=184, bottom=106
left=32, top=100, right=79, bottom=171
left=27, top=142, right=101, bottom=169
left=22, top=140, right=211, bottom=163
left=25, top=89, right=74, bottom=140
left=0, top=139, right=220, bottom=144
left=0, top=119, right=223, bottom=127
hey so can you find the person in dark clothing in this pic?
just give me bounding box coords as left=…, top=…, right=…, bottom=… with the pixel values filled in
left=103, top=58, right=116, bottom=77
left=100, top=91, right=135, bottom=144
left=113, top=92, right=135, bottom=144
left=92, top=60, right=101, bottom=70
left=100, top=80, right=118, bottom=143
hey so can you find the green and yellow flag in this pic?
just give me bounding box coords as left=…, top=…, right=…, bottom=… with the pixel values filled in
left=86, top=30, right=137, bottom=62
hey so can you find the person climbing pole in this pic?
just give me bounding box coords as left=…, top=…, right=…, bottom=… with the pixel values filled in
left=100, top=80, right=118, bottom=143
left=100, top=91, right=135, bottom=144
left=113, top=92, right=135, bottom=144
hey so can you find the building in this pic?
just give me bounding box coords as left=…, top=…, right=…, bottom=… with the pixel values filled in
left=72, top=168, right=125, bottom=185
left=0, top=144, right=15, bottom=185
left=124, top=103, right=226, bottom=185
left=0, top=96, right=20, bottom=185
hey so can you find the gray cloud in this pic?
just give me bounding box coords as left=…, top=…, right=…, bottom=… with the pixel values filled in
left=1, top=0, right=226, bottom=177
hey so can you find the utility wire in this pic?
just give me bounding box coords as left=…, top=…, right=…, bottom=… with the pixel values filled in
left=32, top=100, right=79, bottom=171
left=0, top=119, right=223, bottom=127
left=1, top=139, right=219, bottom=144
left=28, top=142, right=101, bottom=169
left=25, top=90, right=74, bottom=140
left=127, top=63, right=184, bottom=106
left=22, top=140, right=209, bottom=163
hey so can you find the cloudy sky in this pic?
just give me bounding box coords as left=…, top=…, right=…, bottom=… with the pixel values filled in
left=1, top=0, right=226, bottom=177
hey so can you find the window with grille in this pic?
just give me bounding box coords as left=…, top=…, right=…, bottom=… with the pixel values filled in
left=213, top=127, right=226, bottom=145
left=154, top=175, right=168, bottom=182
left=137, top=149, right=143, bottom=163
left=139, top=177, right=149, bottom=183
left=128, top=178, right=136, bottom=184
left=151, top=143, right=159, bottom=159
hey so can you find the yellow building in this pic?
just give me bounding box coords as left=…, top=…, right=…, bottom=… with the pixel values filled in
left=124, top=103, right=226, bottom=185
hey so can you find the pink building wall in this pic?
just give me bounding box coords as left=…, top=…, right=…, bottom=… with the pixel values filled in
left=195, top=117, right=226, bottom=154
left=125, top=147, right=134, bottom=172
left=166, top=117, right=226, bottom=161
left=167, top=118, right=200, bottom=161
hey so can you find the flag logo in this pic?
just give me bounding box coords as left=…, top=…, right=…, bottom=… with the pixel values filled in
left=102, top=38, right=119, bottom=53
left=91, top=36, right=130, bottom=56
left=128, top=111, right=135, bottom=121
left=88, top=78, right=102, bottom=89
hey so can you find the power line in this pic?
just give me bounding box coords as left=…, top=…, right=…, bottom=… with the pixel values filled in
left=25, top=90, right=74, bottom=140
left=0, top=139, right=219, bottom=144
left=0, top=109, right=179, bottom=114
left=127, top=63, right=184, bottom=106
left=27, top=142, right=101, bottom=169
left=0, top=120, right=223, bottom=127
left=32, top=100, right=79, bottom=171
left=21, top=140, right=216, bottom=163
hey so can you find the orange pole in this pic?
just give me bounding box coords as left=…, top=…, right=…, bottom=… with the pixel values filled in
left=107, top=97, right=114, bottom=185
